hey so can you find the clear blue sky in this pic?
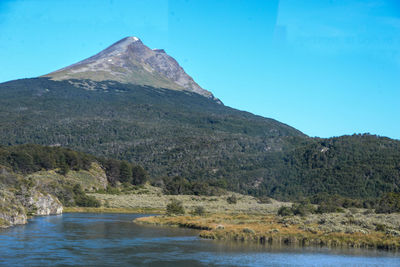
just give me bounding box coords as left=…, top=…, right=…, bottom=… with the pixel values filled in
left=1, top=0, right=399, bottom=139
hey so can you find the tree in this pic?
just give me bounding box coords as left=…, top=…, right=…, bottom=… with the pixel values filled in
left=10, top=152, right=34, bottom=173
left=163, top=176, right=191, bottom=195
left=132, top=165, right=147, bottom=185
left=119, top=161, right=132, bottom=183
left=104, top=159, right=120, bottom=185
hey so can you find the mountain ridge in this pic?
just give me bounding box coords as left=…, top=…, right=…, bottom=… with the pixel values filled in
left=43, top=36, right=218, bottom=101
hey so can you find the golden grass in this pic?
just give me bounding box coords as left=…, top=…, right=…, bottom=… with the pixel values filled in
left=62, top=182, right=400, bottom=251
left=135, top=214, right=400, bottom=250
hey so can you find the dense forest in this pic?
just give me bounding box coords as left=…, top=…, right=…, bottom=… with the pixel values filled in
left=0, top=144, right=147, bottom=187
left=0, top=144, right=149, bottom=208
left=0, top=78, right=399, bottom=202
left=0, top=78, right=303, bottom=191
left=251, top=134, right=400, bottom=200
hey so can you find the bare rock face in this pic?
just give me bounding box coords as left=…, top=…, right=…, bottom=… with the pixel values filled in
left=0, top=189, right=27, bottom=228
left=0, top=210, right=27, bottom=228
left=44, top=37, right=218, bottom=100
left=0, top=186, right=63, bottom=228
left=27, top=191, right=63, bottom=216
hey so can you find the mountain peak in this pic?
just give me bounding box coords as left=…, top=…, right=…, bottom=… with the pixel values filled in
left=112, top=36, right=141, bottom=48
left=126, top=36, right=140, bottom=41
left=43, top=37, right=216, bottom=100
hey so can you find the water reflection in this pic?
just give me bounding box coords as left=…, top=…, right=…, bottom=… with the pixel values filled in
left=0, top=213, right=398, bottom=266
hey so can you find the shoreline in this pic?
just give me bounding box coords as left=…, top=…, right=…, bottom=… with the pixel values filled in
left=63, top=207, right=164, bottom=214
left=134, top=214, right=400, bottom=251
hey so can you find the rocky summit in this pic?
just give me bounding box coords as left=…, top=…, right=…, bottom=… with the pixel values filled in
left=43, top=36, right=216, bottom=100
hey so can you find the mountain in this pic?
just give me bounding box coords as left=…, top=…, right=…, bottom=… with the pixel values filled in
left=0, top=77, right=305, bottom=193
left=43, top=36, right=216, bottom=100
left=0, top=37, right=399, bottom=201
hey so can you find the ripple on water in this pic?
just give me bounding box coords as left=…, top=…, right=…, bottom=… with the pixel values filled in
left=0, top=213, right=399, bottom=267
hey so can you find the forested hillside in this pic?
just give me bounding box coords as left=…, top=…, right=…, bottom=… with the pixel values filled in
left=1, top=78, right=399, bottom=201
left=0, top=78, right=304, bottom=186
left=0, top=144, right=147, bottom=187
left=253, top=134, right=400, bottom=200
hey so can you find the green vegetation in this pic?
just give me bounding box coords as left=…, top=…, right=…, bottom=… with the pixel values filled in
left=0, top=144, right=148, bottom=187
left=375, top=192, right=400, bottom=214
left=101, top=159, right=147, bottom=186
left=0, top=79, right=399, bottom=204
left=257, top=134, right=400, bottom=201
left=136, top=212, right=400, bottom=251
left=0, top=78, right=302, bottom=197
left=192, top=206, right=206, bottom=216
left=166, top=199, right=185, bottom=215
left=72, top=184, right=100, bottom=207
left=0, top=144, right=151, bottom=227
left=0, top=144, right=93, bottom=174
left=161, top=176, right=224, bottom=196
left=277, top=206, right=293, bottom=216
left=226, top=195, right=237, bottom=204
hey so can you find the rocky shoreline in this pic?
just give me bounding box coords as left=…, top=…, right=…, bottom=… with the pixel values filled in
left=0, top=187, right=63, bottom=228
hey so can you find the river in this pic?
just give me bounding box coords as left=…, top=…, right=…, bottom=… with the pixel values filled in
left=0, top=213, right=399, bottom=266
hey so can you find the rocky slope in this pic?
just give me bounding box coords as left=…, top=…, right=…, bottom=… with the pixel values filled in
left=44, top=37, right=216, bottom=100
left=0, top=160, right=110, bottom=228
left=0, top=186, right=63, bottom=228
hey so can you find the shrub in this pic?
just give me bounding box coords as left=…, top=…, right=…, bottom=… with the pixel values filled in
left=106, top=186, right=120, bottom=194
left=58, top=163, right=70, bottom=176
left=375, top=193, right=400, bottom=214
left=292, top=203, right=315, bottom=216
left=166, top=199, right=185, bottom=215
left=316, top=202, right=343, bottom=214
left=375, top=223, right=386, bottom=232
left=277, top=206, right=293, bottom=216
left=72, top=184, right=100, bottom=207
left=257, top=196, right=272, bottom=204
left=242, top=227, right=255, bottom=234
left=192, top=206, right=205, bottom=216
left=75, top=194, right=101, bottom=207
left=163, top=176, right=191, bottom=195
left=227, top=195, right=237, bottom=204
left=162, top=176, right=220, bottom=196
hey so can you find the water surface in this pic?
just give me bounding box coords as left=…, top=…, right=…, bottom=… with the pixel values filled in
left=0, top=213, right=399, bottom=266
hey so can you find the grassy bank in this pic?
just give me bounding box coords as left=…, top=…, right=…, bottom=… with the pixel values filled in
left=77, top=184, right=400, bottom=251
left=135, top=213, right=400, bottom=251
left=64, top=207, right=163, bottom=214
left=89, top=184, right=287, bottom=214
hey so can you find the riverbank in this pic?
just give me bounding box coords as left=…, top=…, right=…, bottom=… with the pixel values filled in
left=3, top=213, right=399, bottom=266
left=89, top=184, right=400, bottom=250
left=63, top=206, right=163, bottom=214
left=88, top=185, right=286, bottom=214
left=135, top=212, right=400, bottom=251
